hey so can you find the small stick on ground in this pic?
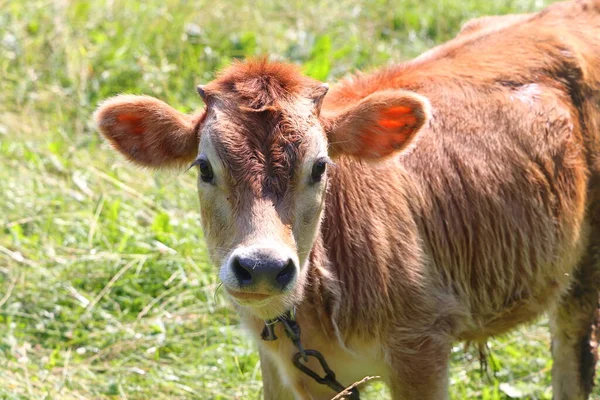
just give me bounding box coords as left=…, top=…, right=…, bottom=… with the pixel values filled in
left=330, top=375, right=380, bottom=400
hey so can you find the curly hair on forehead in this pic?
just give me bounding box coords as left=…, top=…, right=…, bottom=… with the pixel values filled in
left=204, top=57, right=323, bottom=112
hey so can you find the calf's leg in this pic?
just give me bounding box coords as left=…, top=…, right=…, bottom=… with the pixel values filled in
left=260, top=350, right=295, bottom=400
left=386, top=334, right=451, bottom=400
left=549, top=239, right=600, bottom=400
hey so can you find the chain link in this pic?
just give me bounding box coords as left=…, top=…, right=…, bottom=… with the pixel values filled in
left=260, top=308, right=360, bottom=400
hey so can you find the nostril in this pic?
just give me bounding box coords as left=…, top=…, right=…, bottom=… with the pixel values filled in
left=276, top=259, right=296, bottom=287
left=232, top=256, right=253, bottom=285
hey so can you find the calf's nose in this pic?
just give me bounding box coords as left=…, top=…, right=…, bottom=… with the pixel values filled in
left=230, top=252, right=296, bottom=290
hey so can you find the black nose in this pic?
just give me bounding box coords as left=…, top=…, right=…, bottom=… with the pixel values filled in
left=231, top=255, right=296, bottom=289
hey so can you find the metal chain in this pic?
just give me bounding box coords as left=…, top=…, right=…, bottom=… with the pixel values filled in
left=261, top=308, right=360, bottom=400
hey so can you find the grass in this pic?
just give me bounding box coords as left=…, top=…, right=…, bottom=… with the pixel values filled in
left=0, top=0, right=595, bottom=398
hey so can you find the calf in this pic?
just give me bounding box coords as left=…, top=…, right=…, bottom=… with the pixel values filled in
left=95, top=0, right=600, bottom=398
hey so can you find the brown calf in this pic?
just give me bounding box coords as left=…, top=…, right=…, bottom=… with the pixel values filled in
left=95, top=0, right=600, bottom=398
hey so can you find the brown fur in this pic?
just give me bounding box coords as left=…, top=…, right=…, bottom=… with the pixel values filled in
left=95, top=1, right=600, bottom=398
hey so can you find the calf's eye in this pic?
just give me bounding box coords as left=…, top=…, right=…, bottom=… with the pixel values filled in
left=189, top=156, right=214, bottom=184
left=310, top=157, right=330, bottom=183
left=199, top=159, right=214, bottom=183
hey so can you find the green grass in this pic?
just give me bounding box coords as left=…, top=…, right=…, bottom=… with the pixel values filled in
left=1, top=0, right=594, bottom=398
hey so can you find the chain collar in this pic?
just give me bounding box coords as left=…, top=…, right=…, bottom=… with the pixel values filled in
left=261, top=308, right=360, bottom=399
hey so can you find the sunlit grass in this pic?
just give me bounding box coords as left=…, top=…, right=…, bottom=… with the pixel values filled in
left=2, top=0, right=592, bottom=398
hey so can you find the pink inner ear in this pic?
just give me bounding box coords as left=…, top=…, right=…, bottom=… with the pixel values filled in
left=378, top=106, right=417, bottom=130
left=354, top=105, right=419, bottom=157
left=378, top=115, right=417, bottom=129
left=382, top=106, right=412, bottom=117
left=117, top=113, right=145, bottom=135
left=359, top=127, right=414, bottom=157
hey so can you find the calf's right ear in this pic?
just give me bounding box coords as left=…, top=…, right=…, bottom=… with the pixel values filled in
left=94, top=95, right=203, bottom=168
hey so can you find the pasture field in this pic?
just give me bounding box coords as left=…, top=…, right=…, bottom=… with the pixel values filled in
left=2, top=0, right=596, bottom=398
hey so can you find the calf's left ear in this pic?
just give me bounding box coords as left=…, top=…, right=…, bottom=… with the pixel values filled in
left=323, top=90, right=430, bottom=159
left=94, top=95, right=203, bottom=168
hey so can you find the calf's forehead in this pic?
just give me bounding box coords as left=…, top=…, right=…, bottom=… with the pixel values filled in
left=200, top=106, right=325, bottom=199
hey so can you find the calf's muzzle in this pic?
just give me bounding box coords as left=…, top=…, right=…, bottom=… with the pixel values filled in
left=227, top=247, right=297, bottom=292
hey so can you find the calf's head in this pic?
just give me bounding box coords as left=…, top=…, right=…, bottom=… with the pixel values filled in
left=95, top=60, right=429, bottom=319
